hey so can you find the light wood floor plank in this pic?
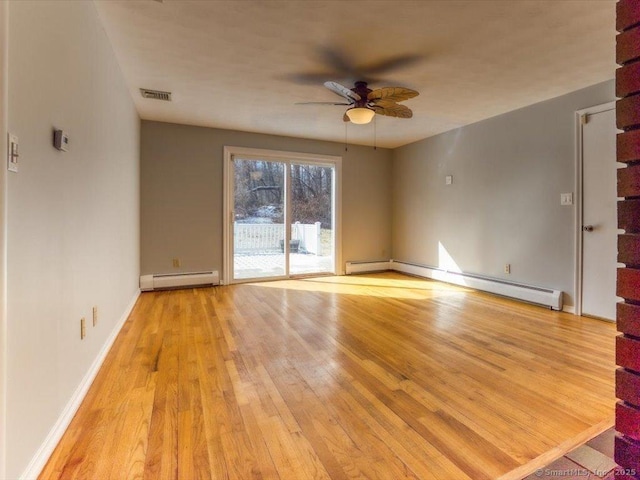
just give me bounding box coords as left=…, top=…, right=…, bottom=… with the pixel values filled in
left=39, top=273, right=617, bottom=479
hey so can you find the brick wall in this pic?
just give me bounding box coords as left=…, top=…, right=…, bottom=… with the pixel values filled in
left=615, top=1, right=640, bottom=477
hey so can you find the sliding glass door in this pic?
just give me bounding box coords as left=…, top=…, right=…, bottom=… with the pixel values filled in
left=289, top=163, right=334, bottom=276
left=232, top=158, right=285, bottom=280
left=224, top=147, right=341, bottom=284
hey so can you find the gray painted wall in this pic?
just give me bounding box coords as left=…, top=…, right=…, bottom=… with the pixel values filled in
left=7, top=2, right=140, bottom=477
left=141, top=121, right=392, bottom=276
left=392, top=80, right=615, bottom=307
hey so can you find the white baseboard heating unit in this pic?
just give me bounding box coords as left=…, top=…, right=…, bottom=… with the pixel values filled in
left=139, top=271, right=219, bottom=291
left=345, top=260, right=563, bottom=310
left=391, top=261, right=563, bottom=310
left=345, top=261, right=392, bottom=275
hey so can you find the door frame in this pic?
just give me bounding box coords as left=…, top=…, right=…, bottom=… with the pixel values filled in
left=573, top=101, right=616, bottom=316
left=222, top=146, right=342, bottom=285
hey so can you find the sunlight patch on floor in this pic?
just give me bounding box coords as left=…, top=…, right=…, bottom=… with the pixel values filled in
left=248, top=273, right=472, bottom=300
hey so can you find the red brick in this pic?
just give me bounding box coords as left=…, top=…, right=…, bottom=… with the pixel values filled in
left=617, top=95, right=640, bottom=130
left=618, top=268, right=640, bottom=302
left=617, top=63, right=640, bottom=97
left=617, top=402, right=640, bottom=441
left=618, top=27, right=640, bottom=64
left=614, top=434, right=640, bottom=473
left=617, top=368, right=640, bottom=406
left=618, top=130, right=640, bottom=164
left=617, top=335, right=640, bottom=371
left=619, top=200, right=640, bottom=234
left=619, top=165, right=640, bottom=198
left=619, top=235, right=640, bottom=267
left=618, top=0, right=640, bottom=32
left=618, top=302, right=640, bottom=337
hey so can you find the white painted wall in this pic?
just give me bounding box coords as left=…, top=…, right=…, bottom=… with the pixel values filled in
left=6, top=2, right=140, bottom=478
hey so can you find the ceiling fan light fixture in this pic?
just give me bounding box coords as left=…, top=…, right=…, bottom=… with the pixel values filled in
left=346, top=107, right=375, bottom=124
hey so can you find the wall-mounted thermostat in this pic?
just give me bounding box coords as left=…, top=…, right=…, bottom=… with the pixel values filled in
left=53, top=129, right=69, bottom=151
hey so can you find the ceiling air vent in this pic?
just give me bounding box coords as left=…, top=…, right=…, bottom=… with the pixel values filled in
left=140, top=88, right=171, bottom=101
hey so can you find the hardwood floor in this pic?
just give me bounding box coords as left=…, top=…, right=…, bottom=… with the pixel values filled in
left=40, top=273, right=617, bottom=480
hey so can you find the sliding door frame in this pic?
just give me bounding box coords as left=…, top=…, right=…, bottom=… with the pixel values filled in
left=222, top=146, right=342, bottom=285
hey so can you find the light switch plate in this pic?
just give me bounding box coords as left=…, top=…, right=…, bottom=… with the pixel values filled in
left=445, top=175, right=453, bottom=185
left=7, top=133, right=18, bottom=173
left=53, top=129, right=69, bottom=151
left=560, top=193, right=573, bottom=206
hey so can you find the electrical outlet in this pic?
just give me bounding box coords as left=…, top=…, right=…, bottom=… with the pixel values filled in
left=560, top=193, right=573, bottom=206
left=172, top=258, right=180, bottom=268
left=504, top=263, right=511, bottom=274
left=80, top=318, right=86, bottom=339
left=92, top=306, right=98, bottom=327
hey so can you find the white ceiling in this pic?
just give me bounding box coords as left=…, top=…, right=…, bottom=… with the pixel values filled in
left=94, top=0, right=616, bottom=149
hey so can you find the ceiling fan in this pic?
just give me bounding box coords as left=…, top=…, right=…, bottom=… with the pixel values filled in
left=298, top=80, right=419, bottom=124
left=290, top=46, right=422, bottom=124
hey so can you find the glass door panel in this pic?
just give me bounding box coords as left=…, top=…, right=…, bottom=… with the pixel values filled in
left=232, top=158, right=286, bottom=280
left=289, top=163, right=335, bottom=276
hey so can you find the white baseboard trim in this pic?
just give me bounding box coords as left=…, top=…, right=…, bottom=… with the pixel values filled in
left=562, top=305, right=576, bottom=314
left=20, top=290, right=140, bottom=480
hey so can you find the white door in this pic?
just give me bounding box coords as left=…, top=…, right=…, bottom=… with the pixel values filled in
left=581, top=107, right=618, bottom=321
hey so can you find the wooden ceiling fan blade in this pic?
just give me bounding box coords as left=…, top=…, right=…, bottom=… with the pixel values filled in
left=324, top=81, right=361, bottom=101
left=288, top=72, right=380, bottom=86
left=368, top=87, right=419, bottom=103
left=295, top=102, right=352, bottom=105
left=343, top=112, right=350, bottom=122
left=286, top=72, right=346, bottom=84
left=371, top=103, right=413, bottom=118
left=318, top=46, right=356, bottom=76
left=361, top=54, right=423, bottom=75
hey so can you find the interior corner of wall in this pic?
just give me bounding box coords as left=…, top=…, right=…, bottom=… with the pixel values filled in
left=0, top=0, right=9, bottom=477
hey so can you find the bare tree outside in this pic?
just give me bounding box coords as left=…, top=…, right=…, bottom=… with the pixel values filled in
left=290, top=163, right=333, bottom=229
left=234, top=159, right=332, bottom=229
left=234, top=159, right=284, bottom=223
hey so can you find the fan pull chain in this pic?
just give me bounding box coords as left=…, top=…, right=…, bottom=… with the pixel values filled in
left=373, top=115, right=377, bottom=150
left=344, top=122, right=348, bottom=152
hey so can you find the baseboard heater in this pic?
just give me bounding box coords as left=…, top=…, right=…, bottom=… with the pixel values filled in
left=345, top=260, right=392, bottom=274
left=139, top=271, right=219, bottom=291
left=345, top=260, right=563, bottom=310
